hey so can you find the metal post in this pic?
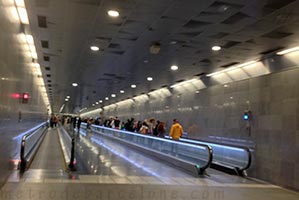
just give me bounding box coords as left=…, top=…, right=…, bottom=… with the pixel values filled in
left=68, top=137, right=76, bottom=171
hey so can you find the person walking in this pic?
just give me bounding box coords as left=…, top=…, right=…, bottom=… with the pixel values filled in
left=169, top=119, right=183, bottom=140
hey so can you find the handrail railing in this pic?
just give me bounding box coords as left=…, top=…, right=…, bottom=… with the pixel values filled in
left=20, top=122, right=47, bottom=171
left=81, top=123, right=213, bottom=176
left=175, top=137, right=252, bottom=176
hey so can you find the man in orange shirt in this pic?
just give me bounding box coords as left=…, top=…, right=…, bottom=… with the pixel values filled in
left=169, top=119, right=183, bottom=140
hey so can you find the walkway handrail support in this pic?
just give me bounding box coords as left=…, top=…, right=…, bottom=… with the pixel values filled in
left=20, top=122, right=47, bottom=171
left=179, top=137, right=252, bottom=176
left=81, top=123, right=213, bottom=176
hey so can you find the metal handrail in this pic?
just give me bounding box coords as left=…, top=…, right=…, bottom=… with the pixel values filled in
left=84, top=123, right=213, bottom=175
left=178, top=136, right=252, bottom=175
left=20, top=122, right=47, bottom=171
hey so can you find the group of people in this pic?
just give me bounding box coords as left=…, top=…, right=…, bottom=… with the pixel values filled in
left=49, top=114, right=59, bottom=128
left=50, top=114, right=184, bottom=140
left=90, top=116, right=184, bottom=140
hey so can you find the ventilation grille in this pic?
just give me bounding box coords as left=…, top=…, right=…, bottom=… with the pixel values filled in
left=220, top=62, right=239, bottom=68
left=222, top=12, right=249, bottom=24
left=262, top=29, right=293, bottom=39
left=210, top=32, right=229, bottom=39
left=264, top=0, right=296, bottom=10
left=108, top=50, right=125, bottom=55
left=73, top=0, right=102, bottom=6
left=44, top=56, right=50, bottom=61
left=180, top=31, right=202, bottom=37
left=108, top=43, right=121, bottom=49
left=183, top=20, right=211, bottom=28
left=41, top=40, right=49, bottom=48
left=200, top=58, right=211, bottom=63
left=38, top=16, right=47, bottom=28
left=223, top=41, right=241, bottom=48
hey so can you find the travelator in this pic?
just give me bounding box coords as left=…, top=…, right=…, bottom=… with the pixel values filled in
left=19, top=122, right=48, bottom=171
left=80, top=123, right=252, bottom=177
left=17, top=122, right=252, bottom=177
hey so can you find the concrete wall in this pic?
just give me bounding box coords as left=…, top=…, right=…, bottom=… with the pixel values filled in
left=101, top=62, right=299, bottom=190
left=0, top=3, right=48, bottom=188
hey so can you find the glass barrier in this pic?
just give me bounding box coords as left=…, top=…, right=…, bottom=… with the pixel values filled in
left=81, top=123, right=212, bottom=175
left=176, top=137, right=251, bottom=174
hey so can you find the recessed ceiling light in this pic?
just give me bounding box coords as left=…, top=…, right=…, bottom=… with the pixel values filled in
left=107, top=10, right=119, bottom=17
left=131, top=84, right=137, bottom=88
left=92, top=104, right=95, bottom=106
left=195, top=90, right=200, bottom=94
left=171, top=65, right=178, bottom=71
left=212, top=46, right=221, bottom=51
left=66, top=96, right=70, bottom=98
left=120, top=90, right=125, bottom=93
left=65, top=98, right=69, bottom=101
left=105, top=97, right=109, bottom=100
left=99, top=100, right=103, bottom=103
left=147, top=77, right=153, bottom=81
left=72, top=83, right=78, bottom=87
left=111, top=94, right=116, bottom=98
left=170, top=41, right=177, bottom=45
left=96, top=102, right=99, bottom=104
left=90, top=46, right=99, bottom=51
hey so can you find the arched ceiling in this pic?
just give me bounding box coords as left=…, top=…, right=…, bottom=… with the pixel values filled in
left=25, top=0, right=299, bottom=113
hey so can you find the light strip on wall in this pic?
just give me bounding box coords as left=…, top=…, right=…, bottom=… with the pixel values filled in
left=170, top=78, right=198, bottom=88
left=206, top=60, right=257, bottom=77
left=276, top=46, right=299, bottom=55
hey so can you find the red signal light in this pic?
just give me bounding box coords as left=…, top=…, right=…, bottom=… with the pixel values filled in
left=23, top=93, right=29, bottom=99
left=22, top=93, right=29, bottom=103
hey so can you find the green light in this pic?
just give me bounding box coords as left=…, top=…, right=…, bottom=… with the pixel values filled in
left=196, top=165, right=200, bottom=169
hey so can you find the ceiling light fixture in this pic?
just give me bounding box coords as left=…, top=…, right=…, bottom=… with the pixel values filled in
left=212, top=46, right=221, bottom=51
left=90, top=46, right=99, bottom=51
left=17, top=7, right=29, bottom=24
left=131, top=84, right=137, bottom=88
left=72, top=83, right=78, bottom=87
left=65, top=99, right=69, bottom=101
left=276, top=46, right=299, bottom=55
left=120, top=90, right=125, bottom=93
left=107, top=10, right=119, bottom=17
left=66, top=96, right=70, bottom=98
left=170, top=65, right=178, bottom=71
left=111, top=94, right=116, bottom=98
left=105, top=97, right=109, bottom=100
left=15, top=0, right=25, bottom=7
left=99, top=100, right=103, bottom=103
left=147, top=77, right=153, bottom=81
left=96, top=102, right=99, bottom=104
